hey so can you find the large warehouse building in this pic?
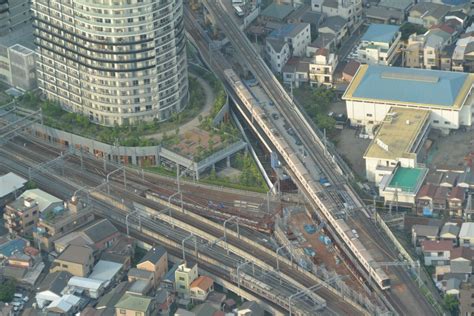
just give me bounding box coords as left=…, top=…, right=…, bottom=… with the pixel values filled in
left=343, top=65, right=474, bottom=134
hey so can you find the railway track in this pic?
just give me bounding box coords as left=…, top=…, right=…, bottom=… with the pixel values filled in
left=0, top=138, right=368, bottom=315
left=193, top=1, right=438, bottom=314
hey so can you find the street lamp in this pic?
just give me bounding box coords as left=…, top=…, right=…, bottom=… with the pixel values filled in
left=106, top=166, right=126, bottom=194
left=125, top=207, right=142, bottom=236
left=223, top=216, right=240, bottom=254
left=181, top=233, right=197, bottom=262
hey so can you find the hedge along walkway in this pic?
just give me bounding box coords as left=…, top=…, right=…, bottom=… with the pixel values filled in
left=145, top=73, right=215, bottom=140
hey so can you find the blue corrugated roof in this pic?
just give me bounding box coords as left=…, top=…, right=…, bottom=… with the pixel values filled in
left=0, top=239, right=26, bottom=257
left=361, top=24, right=400, bottom=44
left=351, top=65, right=469, bottom=107
left=442, top=0, right=468, bottom=4
left=269, top=24, right=298, bottom=39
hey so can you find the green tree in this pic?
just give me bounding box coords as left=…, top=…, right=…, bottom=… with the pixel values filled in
left=25, top=181, right=37, bottom=190
left=443, top=294, right=459, bottom=315
left=399, top=22, right=427, bottom=40
left=0, top=280, right=16, bottom=302
left=315, top=114, right=336, bottom=132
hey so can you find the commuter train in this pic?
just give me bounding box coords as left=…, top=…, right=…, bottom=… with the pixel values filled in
left=224, top=69, right=391, bottom=290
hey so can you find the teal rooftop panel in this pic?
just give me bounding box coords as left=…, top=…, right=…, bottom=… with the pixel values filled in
left=361, top=24, right=400, bottom=44
left=351, top=65, right=469, bottom=107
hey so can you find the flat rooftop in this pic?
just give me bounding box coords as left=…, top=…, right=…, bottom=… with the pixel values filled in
left=388, top=167, right=426, bottom=192
left=364, top=107, right=430, bottom=161
left=361, top=23, right=400, bottom=44
left=343, top=64, right=474, bottom=108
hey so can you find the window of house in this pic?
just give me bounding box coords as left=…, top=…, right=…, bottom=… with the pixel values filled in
left=179, top=285, right=185, bottom=289
left=433, top=120, right=439, bottom=124
left=179, top=277, right=185, bottom=281
left=437, top=252, right=443, bottom=256
left=366, top=113, right=372, bottom=117
left=444, top=121, right=450, bottom=125
left=135, top=312, right=142, bottom=316
left=119, top=310, right=126, bottom=314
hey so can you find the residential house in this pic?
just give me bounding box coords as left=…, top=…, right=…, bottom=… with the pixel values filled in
left=89, top=260, right=124, bottom=288
left=307, top=33, right=336, bottom=53
left=82, top=219, right=120, bottom=252
left=136, top=246, right=168, bottom=287
left=156, top=288, right=173, bottom=316
left=206, top=291, right=226, bottom=310
left=378, top=0, right=414, bottom=16
left=422, top=0, right=470, bottom=12
left=161, top=261, right=181, bottom=291
left=308, top=48, right=338, bottom=86
left=459, top=222, right=474, bottom=247
left=175, top=261, right=198, bottom=297
left=102, top=235, right=134, bottom=270
left=412, top=224, right=440, bottom=247
left=4, top=196, right=40, bottom=235
left=357, top=24, right=401, bottom=66
left=444, top=11, right=469, bottom=28
left=51, top=244, right=94, bottom=277
left=19, top=189, right=63, bottom=213
left=67, top=276, right=105, bottom=299
left=46, top=294, right=82, bottom=315
left=0, top=172, right=27, bottom=208
left=265, top=38, right=290, bottom=73
left=260, top=3, right=294, bottom=23
left=115, top=293, right=155, bottom=316
left=34, top=197, right=95, bottom=252
left=421, top=240, right=453, bottom=266
left=408, top=3, right=451, bottom=28
left=282, top=57, right=310, bottom=88
left=457, top=167, right=474, bottom=189
left=237, top=301, right=265, bottom=316
left=311, top=0, right=363, bottom=30
left=452, top=33, right=474, bottom=72
left=442, top=277, right=462, bottom=296
left=440, top=171, right=459, bottom=188
left=269, top=23, right=311, bottom=58
left=433, top=186, right=449, bottom=214
left=448, top=186, right=466, bottom=217
left=191, top=303, right=219, bottom=316
left=93, top=281, right=128, bottom=315
left=450, top=247, right=474, bottom=276
left=460, top=276, right=474, bottom=316
left=35, top=271, right=72, bottom=309
left=128, top=268, right=154, bottom=294
left=342, top=60, right=360, bottom=82
left=190, top=276, right=214, bottom=301
left=440, top=223, right=460, bottom=245
left=365, top=6, right=405, bottom=25
left=318, top=16, right=348, bottom=45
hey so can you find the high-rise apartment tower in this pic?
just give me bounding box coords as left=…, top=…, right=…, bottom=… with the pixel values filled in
left=32, top=0, right=188, bottom=126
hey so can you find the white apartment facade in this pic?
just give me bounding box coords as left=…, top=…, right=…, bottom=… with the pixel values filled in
left=31, top=0, right=188, bottom=126
left=308, top=48, right=337, bottom=86
left=357, top=24, right=401, bottom=66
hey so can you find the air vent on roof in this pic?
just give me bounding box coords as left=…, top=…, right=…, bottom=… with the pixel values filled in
left=381, top=72, right=439, bottom=83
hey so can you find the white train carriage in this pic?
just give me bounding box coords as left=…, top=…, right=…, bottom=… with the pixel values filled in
left=224, top=68, right=391, bottom=290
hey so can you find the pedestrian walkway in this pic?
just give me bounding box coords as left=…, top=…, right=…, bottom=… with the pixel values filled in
left=145, top=72, right=215, bottom=140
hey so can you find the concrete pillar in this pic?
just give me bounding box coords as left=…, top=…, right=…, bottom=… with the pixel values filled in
left=226, top=156, right=231, bottom=168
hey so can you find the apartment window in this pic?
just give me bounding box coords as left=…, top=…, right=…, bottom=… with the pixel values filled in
left=178, top=277, right=185, bottom=281
left=366, top=113, right=373, bottom=117
left=368, top=121, right=374, bottom=124
left=433, top=120, right=439, bottom=124
left=444, top=121, right=450, bottom=125
left=179, top=285, right=185, bottom=289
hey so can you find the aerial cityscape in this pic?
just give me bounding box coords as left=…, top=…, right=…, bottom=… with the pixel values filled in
left=0, top=0, right=473, bottom=315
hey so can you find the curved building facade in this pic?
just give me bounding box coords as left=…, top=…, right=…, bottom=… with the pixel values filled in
left=31, top=0, right=188, bottom=126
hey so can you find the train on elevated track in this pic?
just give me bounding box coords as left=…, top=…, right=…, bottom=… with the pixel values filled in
left=223, top=68, right=390, bottom=291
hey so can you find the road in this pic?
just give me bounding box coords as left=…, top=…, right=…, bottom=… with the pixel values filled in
left=196, top=1, right=439, bottom=315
